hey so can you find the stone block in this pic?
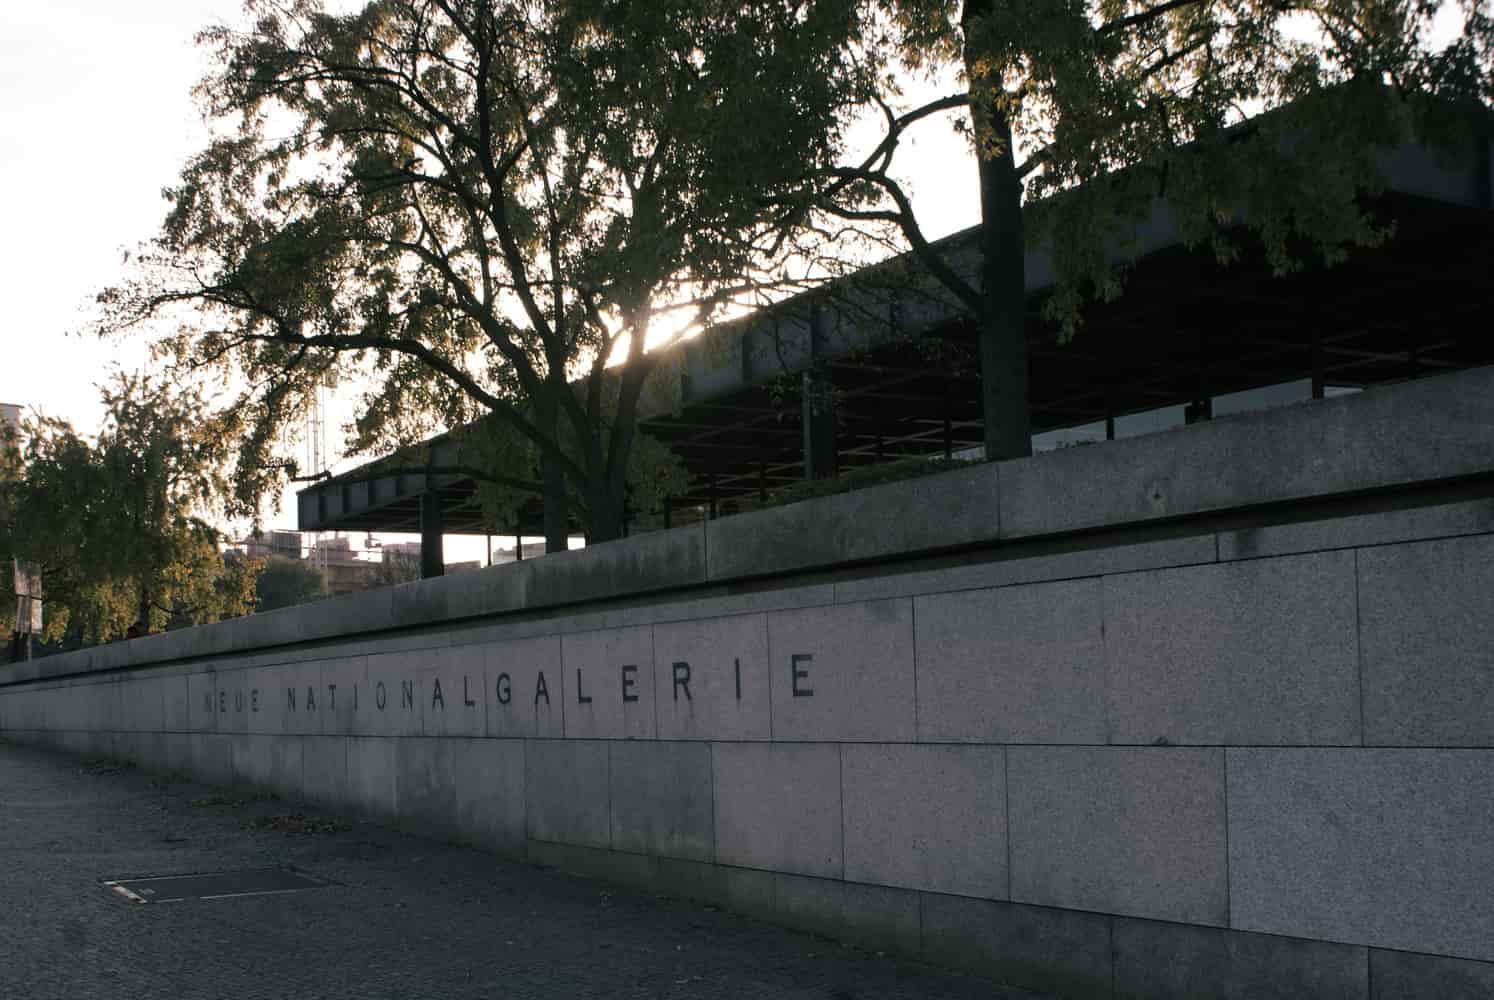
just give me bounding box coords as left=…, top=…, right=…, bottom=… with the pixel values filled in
left=162, top=674, right=192, bottom=732
left=118, top=676, right=165, bottom=733
left=836, top=532, right=1215, bottom=605
left=646, top=583, right=835, bottom=632
left=525, top=739, right=610, bottom=848
left=346, top=737, right=399, bottom=819
left=999, top=366, right=1494, bottom=540
left=301, top=736, right=348, bottom=809
left=1104, top=551, right=1360, bottom=745
left=1008, top=746, right=1227, bottom=925
left=767, top=601, right=915, bottom=741
left=484, top=635, right=564, bottom=738
left=189, top=734, right=234, bottom=786
left=774, top=875, right=922, bottom=956
left=560, top=626, right=656, bottom=739
left=491, top=523, right=707, bottom=616
left=1369, top=948, right=1494, bottom=1000
left=187, top=671, right=218, bottom=733
left=652, top=614, right=770, bottom=741
left=395, top=737, right=458, bottom=836
left=418, top=645, right=487, bottom=738
left=231, top=734, right=303, bottom=798
left=706, top=463, right=1000, bottom=580
left=358, top=650, right=429, bottom=736
left=1228, top=748, right=1494, bottom=961
left=920, top=893, right=1114, bottom=999
left=450, top=738, right=526, bottom=854
left=275, top=661, right=325, bottom=736
left=1219, top=497, right=1494, bottom=561
left=914, top=579, right=1106, bottom=743
left=318, top=656, right=366, bottom=736
left=842, top=744, right=1006, bottom=899
left=1358, top=535, right=1494, bottom=745
left=1111, top=918, right=1369, bottom=1000
left=608, top=741, right=713, bottom=862
left=712, top=742, right=841, bottom=878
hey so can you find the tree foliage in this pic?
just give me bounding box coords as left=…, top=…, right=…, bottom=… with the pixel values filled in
left=818, top=0, right=1493, bottom=457
left=100, top=0, right=878, bottom=546
left=0, top=376, right=258, bottom=645
left=253, top=554, right=327, bottom=611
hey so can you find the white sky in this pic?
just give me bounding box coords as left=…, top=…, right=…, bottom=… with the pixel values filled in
left=0, top=2, right=969, bottom=555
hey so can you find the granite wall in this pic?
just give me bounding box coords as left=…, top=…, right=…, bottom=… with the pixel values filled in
left=4, top=367, right=1493, bottom=999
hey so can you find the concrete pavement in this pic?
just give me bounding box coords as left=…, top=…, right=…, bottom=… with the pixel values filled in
left=0, top=737, right=1047, bottom=1000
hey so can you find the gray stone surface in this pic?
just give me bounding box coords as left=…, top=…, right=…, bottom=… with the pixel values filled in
left=525, top=739, right=610, bottom=849
left=841, top=743, right=1007, bottom=899
left=837, top=532, right=1215, bottom=605
left=652, top=614, right=771, bottom=741
left=117, top=675, right=165, bottom=733
left=418, top=645, right=488, bottom=738
left=706, top=463, right=1001, bottom=581
left=560, top=626, right=656, bottom=739
left=1111, top=918, right=1369, bottom=1000
left=773, top=875, right=922, bottom=956
left=230, top=733, right=304, bottom=797
left=162, top=674, right=192, bottom=731
left=1008, top=746, right=1227, bottom=925
left=276, top=661, right=325, bottom=736
left=608, top=741, right=714, bottom=862
left=1228, top=748, right=1494, bottom=961
left=319, top=655, right=367, bottom=735
left=187, top=671, right=218, bottom=732
left=450, top=737, right=526, bottom=853
left=1369, top=948, right=1494, bottom=1000
left=1219, top=498, right=1494, bottom=561
left=302, top=735, right=349, bottom=807
left=482, top=634, right=565, bottom=738
left=766, top=600, right=916, bottom=741
left=1000, top=366, right=1494, bottom=540
left=395, top=737, right=459, bottom=837
left=346, top=736, right=399, bottom=818
left=1358, top=535, right=1494, bottom=745
left=915, top=579, right=1106, bottom=743
left=1104, top=552, right=1360, bottom=745
left=359, top=650, right=429, bottom=736
left=712, top=742, right=842, bottom=878
left=920, top=894, right=1114, bottom=998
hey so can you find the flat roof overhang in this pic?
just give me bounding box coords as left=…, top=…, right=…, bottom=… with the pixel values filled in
left=298, top=137, right=1494, bottom=537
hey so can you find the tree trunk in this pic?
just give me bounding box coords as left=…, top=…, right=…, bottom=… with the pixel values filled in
left=585, top=484, right=625, bottom=544
left=964, top=0, right=1033, bottom=461
left=535, top=391, right=570, bottom=554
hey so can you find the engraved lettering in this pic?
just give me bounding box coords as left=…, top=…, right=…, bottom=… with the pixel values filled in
left=463, top=675, right=476, bottom=707
left=534, top=671, right=550, bottom=706
left=576, top=669, right=592, bottom=704
left=234, top=691, right=244, bottom=713
left=251, top=689, right=259, bottom=713
left=401, top=679, right=414, bottom=709
left=286, top=687, right=297, bottom=712
left=621, top=664, right=639, bottom=704
left=432, top=677, right=445, bottom=710
left=305, top=686, right=316, bottom=712
left=376, top=681, right=388, bottom=711
left=672, top=662, right=691, bottom=702
left=327, top=684, right=336, bottom=711
left=496, top=672, right=512, bottom=705
left=791, top=653, right=814, bottom=698
left=734, top=658, right=742, bottom=701
left=219, top=690, right=226, bottom=713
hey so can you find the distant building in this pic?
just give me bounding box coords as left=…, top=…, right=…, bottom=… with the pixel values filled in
left=241, top=530, right=305, bottom=561
left=1, top=403, right=21, bottom=452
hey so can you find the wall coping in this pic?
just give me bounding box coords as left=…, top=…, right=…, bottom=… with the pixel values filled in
left=5, top=364, right=1492, bottom=687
